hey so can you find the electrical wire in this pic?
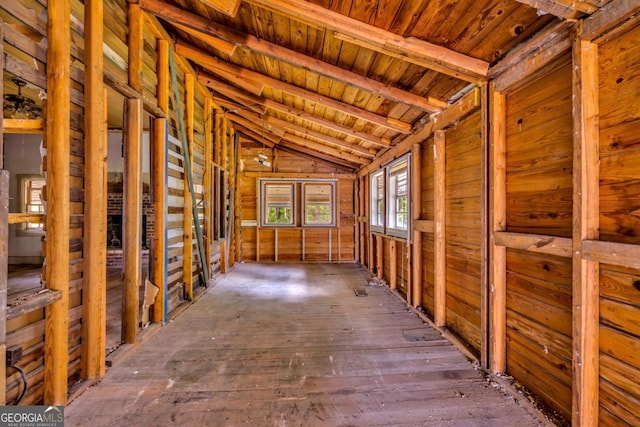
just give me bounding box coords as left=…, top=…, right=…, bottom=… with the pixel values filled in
left=9, top=365, right=28, bottom=405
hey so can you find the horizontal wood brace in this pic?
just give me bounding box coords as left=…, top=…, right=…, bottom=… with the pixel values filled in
left=494, top=231, right=572, bottom=258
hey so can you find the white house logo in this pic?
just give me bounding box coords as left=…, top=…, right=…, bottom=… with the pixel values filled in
left=0, top=405, right=64, bottom=427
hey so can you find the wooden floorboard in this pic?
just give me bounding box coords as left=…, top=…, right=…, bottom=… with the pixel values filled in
left=66, top=263, right=549, bottom=426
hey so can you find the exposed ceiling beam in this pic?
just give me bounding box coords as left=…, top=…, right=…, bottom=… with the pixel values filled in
left=582, top=0, right=640, bottom=41
left=141, top=0, right=447, bottom=112
left=512, top=0, right=598, bottom=19
left=176, top=41, right=413, bottom=134
left=280, top=133, right=369, bottom=165
left=244, top=0, right=489, bottom=83
left=214, top=96, right=376, bottom=158
left=172, top=22, right=237, bottom=56
left=198, top=0, right=241, bottom=17
left=199, top=73, right=391, bottom=148
left=277, top=144, right=358, bottom=171
left=231, top=123, right=279, bottom=147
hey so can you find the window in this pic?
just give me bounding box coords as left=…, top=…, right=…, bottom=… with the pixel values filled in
left=303, top=183, right=335, bottom=226
left=261, top=182, right=295, bottom=226
left=370, top=171, right=384, bottom=232
left=19, top=175, right=45, bottom=233
left=259, top=180, right=336, bottom=227
left=369, top=154, right=410, bottom=237
left=387, top=158, right=409, bottom=233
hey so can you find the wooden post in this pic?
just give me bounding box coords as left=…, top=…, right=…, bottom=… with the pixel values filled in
left=480, top=83, right=490, bottom=369
left=411, top=143, right=422, bottom=308
left=390, top=239, right=397, bottom=289
left=220, top=240, right=227, bottom=272
left=0, top=171, right=9, bottom=404
left=81, top=0, right=106, bottom=380
left=434, top=130, right=446, bottom=327
left=489, top=84, right=507, bottom=373
left=183, top=74, right=194, bottom=300
left=204, top=98, right=213, bottom=280
left=234, top=138, right=242, bottom=263
left=359, top=177, right=366, bottom=264
left=44, top=0, right=71, bottom=405
left=572, top=26, right=600, bottom=427
left=376, top=234, right=383, bottom=279
left=127, top=0, right=143, bottom=92
left=123, top=98, right=143, bottom=344
left=153, top=39, right=169, bottom=323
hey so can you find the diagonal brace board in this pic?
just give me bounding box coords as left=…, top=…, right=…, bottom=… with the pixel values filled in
left=168, top=49, right=210, bottom=287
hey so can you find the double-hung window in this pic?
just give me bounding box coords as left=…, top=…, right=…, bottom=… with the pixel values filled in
left=370, top=170, right=385, bottom=233
left=369, top=154, right=410, bottom=237
left=387, top=158, right=409, bottom=235
left=303, top=183, right=335, bottom=226
left=262, top=182, right=295, bottom=226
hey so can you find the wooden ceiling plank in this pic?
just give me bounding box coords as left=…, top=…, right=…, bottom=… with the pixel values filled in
left=140, top=0, right=446, bottom=112
left=199, top=74, right=391, bottom=147
left=176, top=41, right=413, bottom=134
left=245, top=0, right=488, bottom=83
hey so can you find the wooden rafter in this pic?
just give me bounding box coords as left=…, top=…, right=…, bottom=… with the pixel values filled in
left=245, top=0, right=489, bottom=83
left=176, top=42, right=413, bottom=134
left=141, top=0, right=446, bottom=113
left=215, top=96, right=375, bottom=158
left=198, top=0, right=241, bottom=17
left=199, top=75, right=391, bottom=147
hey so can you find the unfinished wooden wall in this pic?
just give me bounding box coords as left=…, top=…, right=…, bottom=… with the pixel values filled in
left=420, top=137, right=435, bottom=317
left=504, top=55, right=574, bottom=419
left=445, top=111, right=483, bottom=355
left=1, top=0, right=86, bottom=404
left=597, top=23, right=640, bottom=426
left=239, top=141, right=356, bottom=263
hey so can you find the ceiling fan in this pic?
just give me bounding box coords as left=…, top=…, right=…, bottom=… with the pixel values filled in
left=3, top=78, right=42, bottom=119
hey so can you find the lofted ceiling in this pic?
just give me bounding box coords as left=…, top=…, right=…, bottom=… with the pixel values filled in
left=2, top=0, right=612, bottom=170
left=141, top=0, right=611, bottom=170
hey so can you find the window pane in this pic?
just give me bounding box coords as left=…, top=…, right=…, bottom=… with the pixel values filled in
left=387, top=159, right=409, bottom=232
left=304, top=184, right=334, bottom=225
left=263, top=183, right=294, bottom=225
left=370, top=171, right=384, bottom=228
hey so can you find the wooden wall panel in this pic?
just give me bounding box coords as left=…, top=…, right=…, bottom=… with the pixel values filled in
left=420, top=137, right=435, bottom=221
left=445, top=111, right=482, bottom=354
left=421, top=234, right=435, bottom=318
left=277, top=229, right=302, bottom=261
left=505, top=55, right=573, bottom=238
left=505, top=248, right=573, bottom=419
left=304, top=229, right=330, bottom=261
left=592, top=23, right=640, bottom=426
left=599, top=264, right=640, bottom=425
left=599, top=24, right=640, bottom=245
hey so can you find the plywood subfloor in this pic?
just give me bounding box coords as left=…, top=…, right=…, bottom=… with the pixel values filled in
left=66, top=263, right=548, bottom=426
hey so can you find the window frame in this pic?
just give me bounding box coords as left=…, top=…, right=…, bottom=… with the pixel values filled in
left=17, top=174, right=45, bottom=235
left=368, top=153, right=411, bottom=238
left=302, top=182, right=336, bottom=227
left=259, top=180, right=296, bottom=227
left=386, top=155, right=410, bottom=237
left=369, top=170, right=385, bottom=233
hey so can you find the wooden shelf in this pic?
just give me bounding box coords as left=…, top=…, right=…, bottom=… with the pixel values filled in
left=7, top=289, right=62, bottom=320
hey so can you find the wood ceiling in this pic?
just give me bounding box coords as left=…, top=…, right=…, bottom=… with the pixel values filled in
left=3, top=0, right=612, bottom=170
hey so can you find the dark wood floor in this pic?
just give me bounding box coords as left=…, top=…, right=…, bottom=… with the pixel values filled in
left=66, top=263, right=550, bottom=426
